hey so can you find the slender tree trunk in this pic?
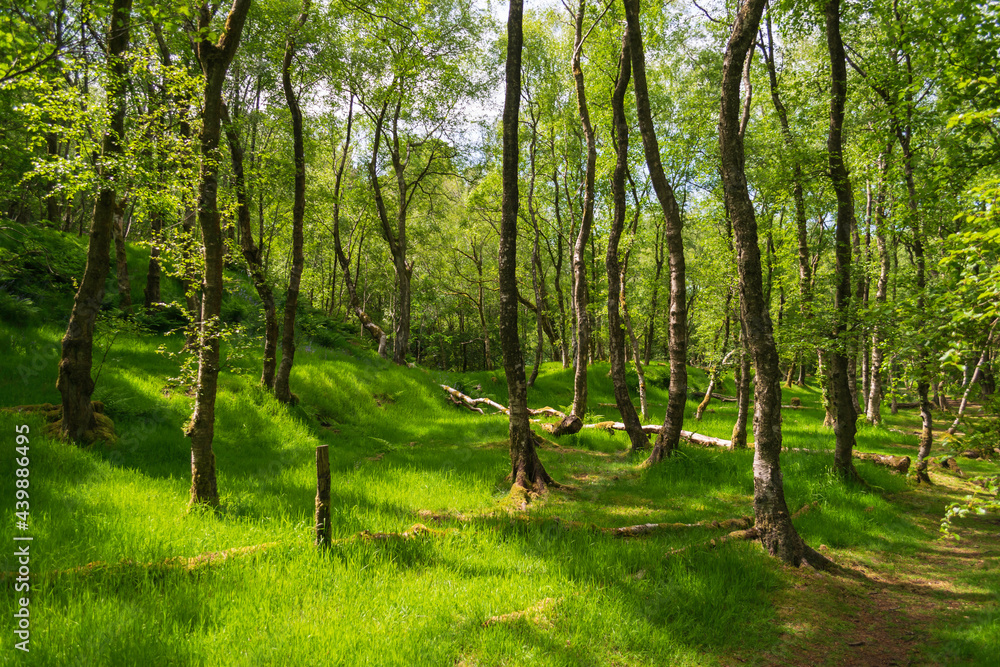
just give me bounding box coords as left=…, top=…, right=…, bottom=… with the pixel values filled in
left=143, top=207, right=162, bottom=308
left=624, top=0, right=688, bottom=465
left=500, top=0, right=553, bottom=496
left=568, top=0, right=596, bottom=424
left=825, top=0, right=860, bottom=481
left=866, top=144, right=892, bottom=424
left=527, top=109, right=544, bottom=386
left=273, top=0, right=310, bottom=404
left=719, top=0, right=820, bottom=566
left=331, top=100, right=389, bottom=357
left=731, top=319, right=750, bottom=449
left=949, top=330, right=994, bottom=434
left=112, top=198, right=131, bottom=313
left=56, top=0, right=133, bottom=441
left=185, top=0, right=253, bottom=508
left=605, top=28, right=646, bottom=452
left=221, top=101, right=280, bottom=387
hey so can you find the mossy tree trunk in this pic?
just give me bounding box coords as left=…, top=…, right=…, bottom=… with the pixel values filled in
left=825, top=0, right=860, bottom=481
left=56, top=0, right=133, bottom=442
left=186, top=0, right=253, bottom=508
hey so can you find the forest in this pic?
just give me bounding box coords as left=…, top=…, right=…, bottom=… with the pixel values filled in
left=1, top=0, right=998, bottom=664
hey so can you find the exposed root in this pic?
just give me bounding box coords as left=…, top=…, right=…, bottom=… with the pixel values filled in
left=484, top=597, right=562, bottom=628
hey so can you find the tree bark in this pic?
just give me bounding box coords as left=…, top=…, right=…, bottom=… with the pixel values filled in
left=624, top=0, right=688, bottom=465
left=500, top=0, right=553, bottom=496
left=825, top=0, right=860, bottom=481
left=568, top=0, right=596, bottom=424
left=185, top=0, right=253, bottom=508
left=605, top=28, right=647, bottom=452
left=221, top=101, right=280, bottom=387
left=719, top=0, right=811, bottom=566
left=56, top=0, right=133, bottom=442
left=273, top=0, right=310, bottom=404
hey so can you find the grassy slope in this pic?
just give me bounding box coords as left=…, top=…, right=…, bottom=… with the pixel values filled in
left=0, top=225, right=997, bottom=666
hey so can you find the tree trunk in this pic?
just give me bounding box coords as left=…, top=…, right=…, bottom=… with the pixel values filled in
left=56, top=0, right=133, bottom=442
left=331, top=100, right=389, bottom=357
left=624, top=0, right=688, bottom=465
left=143, top=208, right=162, bottom=308
left=605, top=28, right=646, bottom=452
left=273, top=1, right=310, bottom=404
left=185, top=0, right=253, bottom=508
left=112, top=198, right=131, bottom=313
left=500, top=0, right=553, bottom=496
left=527, top=108, right=544, bottom=386
left=949, top=333, right=994, bottom=434
left=719, top=0, right=814, bottom=566
left=568, top=0, right=596, bottom=424
left=866, top=144, right=892, bottom=424
left=221, top=101, right=280, bottom=387
left=825, top=0, right=860, bottom=481
left=731, top=322, right=750, bottom=449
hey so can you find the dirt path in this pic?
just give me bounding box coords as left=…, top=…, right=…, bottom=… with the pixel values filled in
left=748, top=470, right=999, bottom=667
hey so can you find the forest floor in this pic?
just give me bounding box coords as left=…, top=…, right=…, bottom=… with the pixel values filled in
left=1, top=224, right=998, bottom=665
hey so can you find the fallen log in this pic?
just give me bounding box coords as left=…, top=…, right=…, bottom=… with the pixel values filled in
left=440, top=385, right=508, bottom=414
left=579, top=421, right=734, bottom=447
left=605, top=516, right=753, bottom=537
left=784, top=449, right=911, bottom=474
left=439, top=385, right=566, bottom=419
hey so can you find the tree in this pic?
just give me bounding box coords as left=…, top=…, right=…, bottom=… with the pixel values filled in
left=824, top=0, right=860, bottom=481
left=605, top=25, right=647, bottom=452
left=273, top=0, right=311, bottom=403
left=623, top=0, right=688, bottom=464
left=500, top=0, right=555, bottom=497
left=185, top=0, right=253, bottom=508
left=718, top=0, right=826, bottom=567
left=55, top=0, right=133, bottom=442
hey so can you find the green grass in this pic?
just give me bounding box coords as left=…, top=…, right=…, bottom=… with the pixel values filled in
left=1, top=223, right=998, bottom=665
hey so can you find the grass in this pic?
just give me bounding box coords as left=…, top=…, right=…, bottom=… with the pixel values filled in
left=1, top=223, right=998, bottom=665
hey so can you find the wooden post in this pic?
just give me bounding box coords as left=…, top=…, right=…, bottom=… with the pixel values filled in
left=315, top=445, right=331, bottom=548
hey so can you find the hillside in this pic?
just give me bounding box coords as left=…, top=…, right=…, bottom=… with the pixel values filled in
left=2, top=225, right=998, bottom=665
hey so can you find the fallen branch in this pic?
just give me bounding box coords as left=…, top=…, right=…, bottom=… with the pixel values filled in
left=605, top=515, right=753, bottom=537
left=785, top=449, right=911, bottom=474
left=440, top=385, right=508, bottom=414
left=2, top=541, right=280, bottom=586
left=690, top=391, right=738, bottom=403
left=439, top=385, right=566, bottom=419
